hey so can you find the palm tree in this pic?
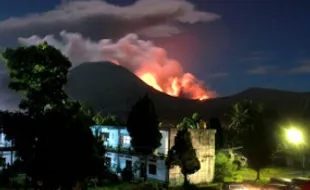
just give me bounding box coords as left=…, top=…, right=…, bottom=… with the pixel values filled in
left=228, top=100, right=255, bottom=146
left=229, top=100, right=264, bottom=129
left=228, top=100, right=276, bottom=181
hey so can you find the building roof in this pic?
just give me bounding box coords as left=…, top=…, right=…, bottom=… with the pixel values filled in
left=90, top=124, right=172, bottom=131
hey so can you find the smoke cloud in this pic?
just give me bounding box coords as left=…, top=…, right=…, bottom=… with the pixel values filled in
left=0, top=0, right=221, bottom=40
left=19, top=31, right=215, bottom=99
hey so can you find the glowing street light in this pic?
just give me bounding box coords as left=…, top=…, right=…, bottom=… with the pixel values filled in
left=286, top=128, right=303, bottom=145
left=285, top=127, right=306, bottom=175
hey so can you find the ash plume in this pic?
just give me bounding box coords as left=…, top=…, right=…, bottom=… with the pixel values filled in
left=19, top=31, right=215, bottom=100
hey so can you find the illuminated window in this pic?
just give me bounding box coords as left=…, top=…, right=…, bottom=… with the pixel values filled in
left=122, top=136, right=131, bottom=144
left=100, top=132, right=109, bottom=142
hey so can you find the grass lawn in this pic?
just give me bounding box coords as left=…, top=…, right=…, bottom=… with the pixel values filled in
left=237, top=167, right=300, bottom=182
left=89, top=182, right=221, bottom=190
left=71, top=167, right=303, bottom=190
left=0, top=167, right=300, bottom=190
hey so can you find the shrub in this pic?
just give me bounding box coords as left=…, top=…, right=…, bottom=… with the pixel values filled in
left=214, top=152, right=239, bottom=182
left=131, top=181, right=166, bottom=190
left=121, top=167, right=133, bottom=182
left=96, top=170, right=120, bottom=186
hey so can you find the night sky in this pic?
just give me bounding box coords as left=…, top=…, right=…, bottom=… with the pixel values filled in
left=0, top=0, right=309, bottom=98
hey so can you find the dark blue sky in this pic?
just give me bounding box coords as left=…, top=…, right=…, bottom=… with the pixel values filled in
left=0, top=0, right=309, bottom=96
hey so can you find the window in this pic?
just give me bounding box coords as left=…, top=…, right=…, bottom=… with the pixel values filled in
left=125, top=160, right=132, bottom=168
left=0, top=133, right=5, bottom=144
left=122, top=136, right=130, bottom=144
left=148, top=164, right=157, bottom=175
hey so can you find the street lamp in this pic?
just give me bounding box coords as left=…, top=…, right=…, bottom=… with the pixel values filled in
left=285, top=127, right=306, bottom=176
left=286, top=128, right=303, bottom=145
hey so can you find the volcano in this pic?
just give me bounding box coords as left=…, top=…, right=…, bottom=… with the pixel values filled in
left=66, top=61, right=310, bottom=125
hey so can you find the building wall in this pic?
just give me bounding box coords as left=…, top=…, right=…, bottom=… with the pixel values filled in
left=92, top=125, right=170, bottom=155
left=91, top=125, right=170, bottom=182
left=157, top=130, right=169, bottom=155
left=105, top=151, right=168, bottom=181
left=91, top=125, right=216, bottom=185
left=168, top=128, right=216, bottom=186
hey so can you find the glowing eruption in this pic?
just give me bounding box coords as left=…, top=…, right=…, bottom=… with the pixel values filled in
left=18, top=31, right=214, bottom=100
left=140, top=73, right=163, bottom=92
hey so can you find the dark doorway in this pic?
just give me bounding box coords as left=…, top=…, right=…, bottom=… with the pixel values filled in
left=140, top=163, right=146, bottom=178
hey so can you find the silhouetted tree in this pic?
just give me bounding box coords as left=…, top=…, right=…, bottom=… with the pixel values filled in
left=1, top=42, right=104, bottom=189
left=93, top=112, right=122, bottom=126
left=177, top=113, right=206, bottom=130
left=228, top=100, right=278, bottom=180
left=0, top=111, right=36, bottom=166
left=208, top=117, right=224, bottom=150
left=81, top=102, right=96, bottom=117
left=166, top=128, right=200, bottom=185
left=127, top=94, right=162, bottom=181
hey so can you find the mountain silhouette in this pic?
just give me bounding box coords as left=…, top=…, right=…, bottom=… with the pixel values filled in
left=66, top=61, right=310, bottom=125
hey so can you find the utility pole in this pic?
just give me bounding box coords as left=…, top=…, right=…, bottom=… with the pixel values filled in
left=302, top=154, right=306, bottom=176
left=302, top=98, right=309, bottom=176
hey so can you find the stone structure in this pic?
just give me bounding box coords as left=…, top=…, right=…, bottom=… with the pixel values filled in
left=168, top=128, right=216, bottom=185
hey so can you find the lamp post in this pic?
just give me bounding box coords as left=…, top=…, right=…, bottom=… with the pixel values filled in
left=285, top=128, right=306, bottom=176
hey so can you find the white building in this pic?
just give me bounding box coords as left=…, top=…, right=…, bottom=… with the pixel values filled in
left=0, top=132, right=16, bottom=167
left=91, top=125, right=216, bottom=185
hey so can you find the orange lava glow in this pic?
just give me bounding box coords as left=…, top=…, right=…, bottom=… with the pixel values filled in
left=140, top=73, right=163, bottom=92
left=199, top=95, right=209, bottom=101
left=138, top=72, right=210, bottom=101
left=103, top=34, right=213, bottom=101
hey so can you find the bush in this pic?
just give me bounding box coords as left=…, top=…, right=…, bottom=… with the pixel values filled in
left=183, top=183, right=198, bottom=190
left=214, top=152, right=239, bottom=182
left=0, top=168, right=12, bottom=187
left=96, top=170, right=120, bottom=186
left=0, top=160, right=27, bottom=188
left=121, top=167, right=133, bottom=182
left=131, top=181, right=166, bottom=190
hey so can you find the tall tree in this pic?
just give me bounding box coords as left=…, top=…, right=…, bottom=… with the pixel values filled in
left=208, top=117, right=224, bottom=150
left=228, top=100, right=278, bottom=180
left=2, top=43, right=71, bottom=116
left=166, top=128, right=200, bottom=185
left=1, top=43, right=104, bottom=189
left=126, top=94, right=162, bottom=181
left=227, top=100, right=253, bottom=147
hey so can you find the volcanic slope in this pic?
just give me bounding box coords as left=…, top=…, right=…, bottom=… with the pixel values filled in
left=66, top=61, right=310, bottom=125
